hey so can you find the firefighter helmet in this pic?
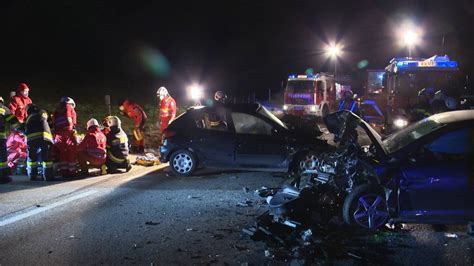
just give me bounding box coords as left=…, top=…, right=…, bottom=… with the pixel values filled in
left=60, top=96, right=76, bottom=108
left=86, top=118, right=99, bottom=130
left=104, top=116, right=122, bottom=127
left=17, top=83, right=29, bottom=97
left=0, top=97, right=3, bottom=103
left=214, top=90, right=227, bottom=103
left=157, top=86, right=168, bottom=99
left=26, top=104, right=39, bottom=115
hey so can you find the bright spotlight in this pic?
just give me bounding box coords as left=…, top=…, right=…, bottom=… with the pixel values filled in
left=188, top=84, right=203, bottom=101
left=326, top=43, right=342, bottom=58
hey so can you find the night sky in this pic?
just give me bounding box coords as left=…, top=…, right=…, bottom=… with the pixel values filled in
left=1, top=0, right=473, bottom=102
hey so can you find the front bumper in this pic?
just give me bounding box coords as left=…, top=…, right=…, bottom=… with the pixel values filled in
left=159, top=140, right=171, bottom=163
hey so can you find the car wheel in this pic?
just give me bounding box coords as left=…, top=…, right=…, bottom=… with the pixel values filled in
left=343, top=184, right=389, bottom=230
left=170, top=149, right=197, bottom=176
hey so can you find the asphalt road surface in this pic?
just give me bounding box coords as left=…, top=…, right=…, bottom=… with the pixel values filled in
left=1, top=164, right=473, bottom=265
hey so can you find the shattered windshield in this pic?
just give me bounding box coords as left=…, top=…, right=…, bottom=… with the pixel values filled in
left=258, top=106, right=288, bottom=129
left=285, top=80, right=315, bottom=93
left=383, top=117, right=445, bottom=153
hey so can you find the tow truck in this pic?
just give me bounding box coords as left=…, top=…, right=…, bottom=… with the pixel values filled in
left=282, top=73, right=340, bottom=117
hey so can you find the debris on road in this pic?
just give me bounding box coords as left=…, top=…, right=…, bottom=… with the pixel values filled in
left=145, top=221, right=160, bottom=226
left=236, top=199, right=253, bottom=207
left=347, top=252, right=362, bottom=259
left=134, top=153, right=160, bottom=166
left=242, top=187, right=250, bottom=193
left=444, top=233, right=459, bottom=238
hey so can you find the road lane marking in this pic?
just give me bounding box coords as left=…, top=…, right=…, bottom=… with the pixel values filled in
left=0, top=190, right=98, bottom=227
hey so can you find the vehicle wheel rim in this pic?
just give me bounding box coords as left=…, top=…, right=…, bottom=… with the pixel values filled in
left=172, top=153, right=193, bottom=174
left=353, top=193, right=388, bottom=229
left=299, top=154, right=318, bottom=174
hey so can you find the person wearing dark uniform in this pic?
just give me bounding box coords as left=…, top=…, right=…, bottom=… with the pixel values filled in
left=24, top=104, right=54, bottom=181
left=103, top=116, right=131, bottom=173
left=0, top=97, right=20, bottom=184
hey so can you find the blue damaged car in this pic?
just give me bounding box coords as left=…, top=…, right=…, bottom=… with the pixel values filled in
left=260, top=110, right=474, bottom=233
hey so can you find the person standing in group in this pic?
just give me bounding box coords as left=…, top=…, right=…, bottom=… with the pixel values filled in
left=7, top=82, right=32, bottom=172
left=0, top=97, right=20, bottom=184
left=24, top=104, right=54, bottom=181
left=52, top=97, right=77, bottom=177
left=156, top=86, right=176, bottom=141
left=119, top=99, right=147, bottom=153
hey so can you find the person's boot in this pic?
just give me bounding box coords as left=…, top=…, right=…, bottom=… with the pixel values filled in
left=100, top=164, right=107, bottom=175
left=43, top=167, right=55, bottom=181
left=28, top=167, right=38, bottom=181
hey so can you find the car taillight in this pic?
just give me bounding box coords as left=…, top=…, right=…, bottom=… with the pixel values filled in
left=162, top=129, right=176, bottom=139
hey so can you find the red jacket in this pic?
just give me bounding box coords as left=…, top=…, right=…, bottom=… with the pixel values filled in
left=9, top=95, right=32, bottom=123
left=122, top=100, right=147, bottom=128
left=77, top=127, right=106, bottom=159
left=53, top=103, right=77, bottom=131
left=160, top=96, right=176, bottom=120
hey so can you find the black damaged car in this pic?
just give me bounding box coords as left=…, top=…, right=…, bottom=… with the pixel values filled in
left=159, top=103, right=329, bottom=176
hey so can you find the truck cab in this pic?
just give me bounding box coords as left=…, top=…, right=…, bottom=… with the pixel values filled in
left=283, top=73, right=336, bottom=117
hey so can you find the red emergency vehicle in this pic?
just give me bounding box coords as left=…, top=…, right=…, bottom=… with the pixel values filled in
left=283, top=73, right=337, bottom=117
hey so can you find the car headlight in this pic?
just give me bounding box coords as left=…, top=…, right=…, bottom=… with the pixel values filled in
left=283, top=105, right=288, bottom=110
left=393, top=117, right=409, bottom=128
left=310, top=105, right=317, bottom=112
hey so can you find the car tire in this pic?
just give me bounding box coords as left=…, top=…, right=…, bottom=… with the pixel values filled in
left=343, top=184, right=389, bottom=230
left=468, top=221, right=474, bottom=236
left=170, top=149, right=197, bottom=176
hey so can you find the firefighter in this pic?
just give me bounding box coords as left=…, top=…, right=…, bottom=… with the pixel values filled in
left=9, top=83, right=32, bottom=123
left=119, top=99, right=147, bottom=153
left=24, top=104, right=54, bottom=181
left=0, top=97, right=20, bottom=184
left=52, top=97, right=78, bottom=177
left=103, top=116, right=131, bottom=173
left=7, top=82, right=32, bottom=172
left=156, top=87, right=176, bottom=135
left=338, top=90, right=358, bottom=113
left=214, top=90, right=227, bottom=104
left=76, top=118, right=107, bottom=177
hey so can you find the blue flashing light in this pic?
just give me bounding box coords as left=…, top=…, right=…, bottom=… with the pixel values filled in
left=436, top=61, right=458, bottom=68
left=288, top=74, right=296, bottom=79
left=306, top=75, right=316, bottom=78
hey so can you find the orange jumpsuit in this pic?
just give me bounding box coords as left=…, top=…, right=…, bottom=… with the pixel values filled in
left=122, top=100, right=147, bottom=151
left=53, top=103, right=77, bottom=176
left=159, top=96, right=176, bottom=132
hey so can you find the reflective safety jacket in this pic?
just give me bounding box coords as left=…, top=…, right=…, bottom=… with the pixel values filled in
left=105, top=126, right=129, bottom=163
left=0, top=103, right=20, bottom=139
left=9, top=95, right=32, bottom=123
left=53, top=104, right=76, bottom=132
left=122, top=100, right=147, bottom=128
left=77, top=127, right=107, bottom=159
left=159, top=96, right=176, bottom=121
left=25, top=109, right=53, bottom=144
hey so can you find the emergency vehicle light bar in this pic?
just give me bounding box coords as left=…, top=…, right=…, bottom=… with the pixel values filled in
left=394, top=55, right=458, bottom=69
left=288, top=74, right=319, bottom=79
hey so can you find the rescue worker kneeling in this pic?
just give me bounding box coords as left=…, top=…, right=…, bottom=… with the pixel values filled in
left=103, top=116, right=131, bottom=173
left=76, top=119, right=107, bottom=177
left=24, top=104, right=54, bottom=181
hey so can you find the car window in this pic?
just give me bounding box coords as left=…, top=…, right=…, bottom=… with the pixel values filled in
left=425, top=128, right=473, bottom=155
left=231, top=112, right=272, bottom=135
left=194, top=110, right=229, bottom=132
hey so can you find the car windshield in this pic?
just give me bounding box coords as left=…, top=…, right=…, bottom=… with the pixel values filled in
left=258, top=106, right=288, bottom=129
left=285, top=80, right=315, bottom=93
left=383, top=117, right=445, bottom=153
left=396, top=71, right=459, bottom=98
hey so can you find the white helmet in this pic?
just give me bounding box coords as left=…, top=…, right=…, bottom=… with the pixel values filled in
left=103, top=116, right=121, bottom=127
left=60, top=96, right=76, bottom=108
left=157, top=86, right=168, bottom=100
left=86, top=118, right=99, bottom=129
left=444, top=97, right=458, bottom=110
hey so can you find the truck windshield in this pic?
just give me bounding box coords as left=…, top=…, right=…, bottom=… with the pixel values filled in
left=286, top=80, right=315, bottom=93
left=396, top=71, right=459, bottom=97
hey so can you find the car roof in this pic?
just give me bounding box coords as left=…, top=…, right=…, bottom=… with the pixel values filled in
left=187, top=103, right=261, bottom=114
left=428, top=110, right=474, bottom=124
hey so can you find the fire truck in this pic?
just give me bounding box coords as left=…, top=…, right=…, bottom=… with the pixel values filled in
left=359, top=55, right=460, bottom=132
left=283, top=73, right=338, bottom=117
